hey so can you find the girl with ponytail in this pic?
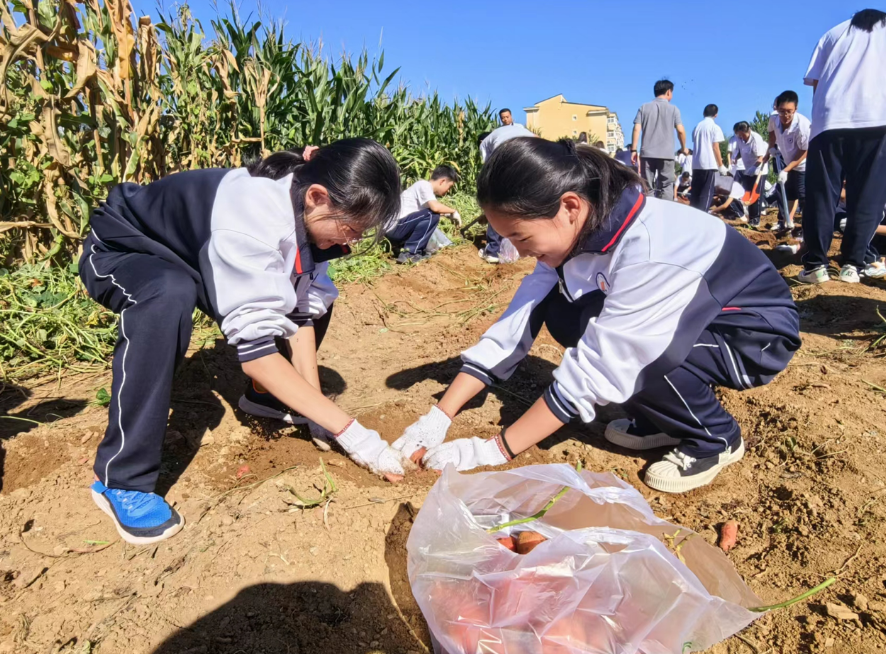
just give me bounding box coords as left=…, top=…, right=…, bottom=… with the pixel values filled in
left=81, top=138, right=408, bottom=545
left=394, top=137, right=800, bottom=494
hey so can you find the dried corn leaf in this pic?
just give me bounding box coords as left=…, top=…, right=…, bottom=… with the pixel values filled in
left=64, top=38, right=97, bottom=99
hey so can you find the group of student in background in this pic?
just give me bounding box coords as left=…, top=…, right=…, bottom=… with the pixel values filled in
left=78, top=10, right=885, bottom=546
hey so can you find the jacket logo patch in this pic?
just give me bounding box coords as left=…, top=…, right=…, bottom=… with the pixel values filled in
left=596, top=272, right=610, bottom=293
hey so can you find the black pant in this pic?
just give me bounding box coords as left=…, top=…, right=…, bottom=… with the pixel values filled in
left=536, top=287, right=795, bottom=457
left=776, top=169, right=805, bottom=224
left=80, top=236, right=333, bottom=492
left=689, top=169, right=717, bottom=212
left=387, top=208, right=440, bottom=254
left=802, top=126, right=886, bottom=271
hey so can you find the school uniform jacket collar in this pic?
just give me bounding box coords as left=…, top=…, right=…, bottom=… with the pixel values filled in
left=575, top=185, right=646, bottom=255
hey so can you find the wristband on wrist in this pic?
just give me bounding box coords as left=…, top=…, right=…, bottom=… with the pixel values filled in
left=334, top=418, right=355, bottom=439
left=495, top=427, right=516, bottom=460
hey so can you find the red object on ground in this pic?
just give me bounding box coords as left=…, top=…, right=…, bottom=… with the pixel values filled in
left=719, top=520, right=739, bottom=553
left=236, top=464, right=251, bottom=479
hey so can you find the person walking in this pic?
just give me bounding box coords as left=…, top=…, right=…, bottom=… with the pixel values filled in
left=689, top=105, right=729, bottom=211
left=631, top=79, right=689, bottom=200
left=799, top=9, right=886, bottom=284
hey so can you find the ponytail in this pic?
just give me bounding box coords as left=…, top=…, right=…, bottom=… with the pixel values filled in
left=476, top=138, right=644, bottom=256
left=248, top=138, right=401, bottom=239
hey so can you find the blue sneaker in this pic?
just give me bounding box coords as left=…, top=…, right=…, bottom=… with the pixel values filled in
left=91, top=481, right=184, bottom=545
left=238, top=381, right=307, bottom=424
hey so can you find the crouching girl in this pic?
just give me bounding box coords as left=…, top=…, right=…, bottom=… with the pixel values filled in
left=81, top=139, right=409, bottom=544
left=393, top=138, right=800, bottom=493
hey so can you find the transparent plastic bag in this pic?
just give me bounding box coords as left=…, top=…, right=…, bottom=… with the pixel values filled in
left=427, top=227, right=454, bottom=253
left=498, top=237, right=520, bottom=264
left=407, top=464, right=761, bottom=654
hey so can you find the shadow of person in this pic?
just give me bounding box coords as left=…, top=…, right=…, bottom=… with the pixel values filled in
left=155, top=337, right=349, bottom=495
left=1, top=384, right=87, bottom=492
left=385, top=503, right=433, bottom=649
left=150, top=579, right=428, bottom=654
left=795, top=293, right=886, bottom=340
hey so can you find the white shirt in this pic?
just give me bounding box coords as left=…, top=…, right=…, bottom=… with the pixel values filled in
left=691, top=117, right=725, bottom=170
left=771, top=113, right=811, bottom=171
left=398, top=180, right=435, bottom=220
left=804, top=19, right=886, bottom=140
left=479, top=124, right=536, bottom=162
left=728, top=136, right=746, bottom=172
left=736, top=132, right=768, bottom=175
left=676, top=152, right=693, bottom=174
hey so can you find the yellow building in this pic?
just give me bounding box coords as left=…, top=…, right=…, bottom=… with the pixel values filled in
left=524, top=94, right=625, bottom=153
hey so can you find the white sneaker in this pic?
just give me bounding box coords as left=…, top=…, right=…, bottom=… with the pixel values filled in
left=645, top=439, right=745, bottom=494
left=478, top=247, right=499, bottom=264
left=798, top=267, right=829, bottom=284
left=604, top=419, right=680, bottom=450
left=864, top=260, right=886, bottom=279
left=838, top=265, right=860, bottom=284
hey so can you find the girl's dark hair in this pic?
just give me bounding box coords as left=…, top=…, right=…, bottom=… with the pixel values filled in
left=476, top=138, right=644, bottom=256
left=247, top=138, right=401, bottom=239
left=851, top=9, right=886, bottom=32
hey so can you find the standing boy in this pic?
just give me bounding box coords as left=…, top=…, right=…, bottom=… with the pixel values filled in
left=733, top=122, right=769, bottom=226
left=728, top=125, right=746, bottom=181
left=689, top=104, right=729, bottom=211
left=799, top=9, right=886, bottom=284
left=631, top=79, right=689, bottom=200
left=767, top=90, right=811, bottom=231
left=388, top=166, right=462, bottom=264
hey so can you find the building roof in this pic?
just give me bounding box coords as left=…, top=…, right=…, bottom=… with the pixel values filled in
left=523, top=94, right=609, bottom=113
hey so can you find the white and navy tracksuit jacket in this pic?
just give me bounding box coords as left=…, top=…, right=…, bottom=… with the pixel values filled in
left=460, top=186, right=801, bottom=456
left=80, top=169, right=343, bottom=491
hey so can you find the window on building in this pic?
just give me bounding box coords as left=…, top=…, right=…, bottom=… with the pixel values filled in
left=572, top=115, right=577, bottom=121
left=573, top=130, right=577, bottom=136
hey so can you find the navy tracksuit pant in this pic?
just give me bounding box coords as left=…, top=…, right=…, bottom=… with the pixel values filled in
left=689, top=169, right=717, bottom=212
left=535, top=287, right=796, bottom=458
left=485, top=225, right=504, bottom=258
left=802, top=126, right=886, bottom=272
left=387, top=208, right=440, bottom=255
left=79, top=234, right=333, bottom=492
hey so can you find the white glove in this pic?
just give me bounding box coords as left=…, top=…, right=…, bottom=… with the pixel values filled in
left=718, top=165, right=729, bottom=176
left=391, top=406, right=451, bottom=459
left=768, top=147, right=779, bottom=157
left=422, top=437, right=509, bottom=472
left=308, top=420, right=333, bottom=452
left=336, top=420, right=409, bottom=477
left=451, top=211, right=462, bottom=227
left=777, top=170, right=788, bottom=184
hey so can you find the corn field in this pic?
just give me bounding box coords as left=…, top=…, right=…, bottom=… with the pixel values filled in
left=0, top=0, right=498, bottom=266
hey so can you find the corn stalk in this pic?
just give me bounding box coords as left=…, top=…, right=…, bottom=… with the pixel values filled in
left=0, top=0, right=497, bottom=266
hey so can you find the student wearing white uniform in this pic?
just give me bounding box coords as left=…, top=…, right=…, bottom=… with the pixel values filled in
left=728, top=126, right=746, bottom=181
left=800, top=9, right=886, bottom=285
left=709, top=176, right=747, bottom=222
left=733, top=122, right=769, bottom=226
left=766, top=90, right=811, bottom=230
left=393, top=139, right=799, bottom=494
left=388, top=166, right=461, bottom=264
left=689, top=105, right=729, bottom=212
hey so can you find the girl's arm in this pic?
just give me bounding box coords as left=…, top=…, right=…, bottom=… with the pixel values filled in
left=437, top=373, right=488, bottom=417
left=242, top=353, right=349, bottom=433
left=288, top=325, right=320, bottom=390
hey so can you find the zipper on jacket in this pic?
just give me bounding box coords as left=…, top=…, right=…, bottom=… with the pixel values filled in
left=555, top=265, right=575, bottom=302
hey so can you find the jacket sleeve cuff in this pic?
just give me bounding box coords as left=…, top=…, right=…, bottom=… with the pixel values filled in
left=543, top=382, right=580, bottom=424
left=287, top=311, right=315, bottom=328
left=236, top=336, right=280, bottom=362
left=459, top=362, right=495, bottom=386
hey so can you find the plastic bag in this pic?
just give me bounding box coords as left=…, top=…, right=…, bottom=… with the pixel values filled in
left=498, top=237, right=520, bottom=263
left=427, top=227, right=454, bottom=253
left=407, top=464, right=761, bottom=654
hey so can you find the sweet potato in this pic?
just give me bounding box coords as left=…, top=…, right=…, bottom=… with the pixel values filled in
left=496, top=536, right=516, bottom=551
left=719, top=520, right=739, bottom=553
left=515, top=530, right=546, bottom=554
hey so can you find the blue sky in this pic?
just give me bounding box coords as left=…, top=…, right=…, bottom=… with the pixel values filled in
left=134, top=0, right=869, bottom=142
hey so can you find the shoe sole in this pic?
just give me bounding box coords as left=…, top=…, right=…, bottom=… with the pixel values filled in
left=91, top=490, right=184, bottom=545
left=644, top=441, right=745, bottom=494
left=798, top=273, right=829, bottom=285
left=238, top=396, right=307, bottom=425
left=604, top=423, right=681, bottom=450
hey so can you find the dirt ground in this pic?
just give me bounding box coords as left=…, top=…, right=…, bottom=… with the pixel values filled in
left=2, top=214, right=886, bottom=654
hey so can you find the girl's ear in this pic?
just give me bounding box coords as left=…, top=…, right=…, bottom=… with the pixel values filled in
left=560, top=192, right=584, bottom=226
left=304, top=184, right=331, bottom=211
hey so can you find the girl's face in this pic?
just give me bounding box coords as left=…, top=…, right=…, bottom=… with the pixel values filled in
left=485, top=192, right=588, bottom=268
left=303, top=184, right=363, bottom=250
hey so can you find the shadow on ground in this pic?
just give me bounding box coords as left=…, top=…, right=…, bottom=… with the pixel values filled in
left=151, top=579, right=426, bottom=654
